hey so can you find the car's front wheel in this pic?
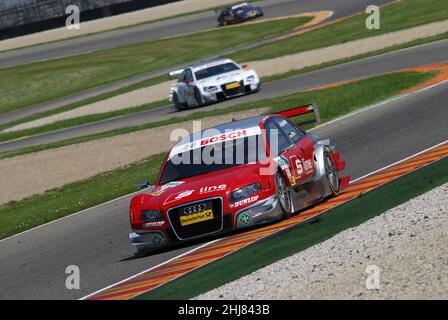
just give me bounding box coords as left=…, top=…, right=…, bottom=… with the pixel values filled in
left=275, top=172, right=292, bottom=219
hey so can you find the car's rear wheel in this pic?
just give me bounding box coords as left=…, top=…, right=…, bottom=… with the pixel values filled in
left=194, top=88, right=203, bottom=107
left=275, top=172, right=292, bottom=219
left=173, top=92, right=186, bottom=111
left=324, top=148, right=340, bottom=196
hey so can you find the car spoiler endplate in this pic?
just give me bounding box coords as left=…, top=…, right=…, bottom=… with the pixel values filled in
left=276, top=103, right=321, bottom=127
left=168, top=69, right=184, bottom=80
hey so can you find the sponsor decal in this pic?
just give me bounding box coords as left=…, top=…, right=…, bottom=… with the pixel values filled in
left=289, top=175, right=296, bottom=186
left=233, top=195, right=259, bottom=208
left=152, top=234, right=163, bottom=246
left=240, top=212, right=251, bottom=225
left=180, top=209, right=214, bottom=226
left=175, top=190, right=195, bottom=200
left=144, top=221, right=165, bottom=228
left=274, top=156, right=290, bottom=170
left=199, top=184, right=227, bottom=194
left=150, top=181, right=184, bottom=196
left=169, top=127, right=261, bottom=158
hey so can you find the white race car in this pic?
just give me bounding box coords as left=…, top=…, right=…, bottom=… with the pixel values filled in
left=168, top=58, right=261, bottom=110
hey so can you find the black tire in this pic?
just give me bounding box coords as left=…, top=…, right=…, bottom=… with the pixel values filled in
left=274, top=172, right=292, bottom=219
left=173, top=92, right=186, bottom=111
left=194, top=87, right=203, bottom=107
left=324, top=148, right=340, bottom=196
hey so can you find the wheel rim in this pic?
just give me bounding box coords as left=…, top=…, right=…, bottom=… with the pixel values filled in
left=325, top=153, right=339, bottom=192
left=276, top=174, right=291, bottom=213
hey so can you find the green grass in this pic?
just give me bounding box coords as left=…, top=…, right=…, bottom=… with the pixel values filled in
left=0, top=70, right=435, bottom=160
left=134, top=157, right=448, bottom=300
left=0, top=75, right=167, bottom=133
left=2, top=29, right=446, bottom=142
left=230, top=0, right=448, bottom=62
left=0, top=153, right=165, bottom=239
left=262, top=31, right=448, bottom=83
left=0, top=71, right=434, bottom=238
left=0, top=16, right=312, bottom=116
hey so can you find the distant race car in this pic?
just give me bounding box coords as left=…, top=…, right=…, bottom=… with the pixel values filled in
left=217, top=2, right=264, bottom=26
left=129, top=104, right=350, bottom=253
left=168, top=58, right=261, bottom=110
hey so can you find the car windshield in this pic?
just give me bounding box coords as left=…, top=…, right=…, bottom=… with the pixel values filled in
left=159, top=134, right=267, bottom=184
left=194, top=62, right=240, bottom=80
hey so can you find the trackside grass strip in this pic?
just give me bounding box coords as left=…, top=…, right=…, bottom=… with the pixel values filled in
left=0, top=71, right=434, bottom=239
left=230, top=0, right=448, bottom=62
left=134, top=157, right=448, bottom=300
left=0, top=16, right=312, bottom=115
left=0, top=71, right=435, bottom=159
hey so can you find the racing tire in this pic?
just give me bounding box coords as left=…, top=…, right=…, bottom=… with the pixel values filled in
left=173, top=92, right=186, bottom=111
left=194, top=88, right=203, bottom=107
left=274, top=172, right=293, bottom=219
left=324, top=148, right=340, bottom=197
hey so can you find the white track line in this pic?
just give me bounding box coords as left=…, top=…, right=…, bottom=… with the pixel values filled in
left=80, top=138, right=448, bottom=300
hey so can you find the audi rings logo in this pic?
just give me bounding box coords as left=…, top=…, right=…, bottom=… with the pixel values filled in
left=184, top=203, right=206, bottom=215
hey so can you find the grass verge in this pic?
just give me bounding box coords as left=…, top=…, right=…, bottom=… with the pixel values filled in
left=134, top=157, right=448, bottom=300
left=0, top=70, right=435, bottom=159
left=230, top=0, right=448, bottom=62
left=262, top=31, right=448, bottom=83
left=0, top=70, right=434, bottom=239
left=0, top=16, right=311, bottom=116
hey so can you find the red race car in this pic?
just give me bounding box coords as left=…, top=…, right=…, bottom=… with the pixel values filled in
left=129, top=104, right=349, bottom=253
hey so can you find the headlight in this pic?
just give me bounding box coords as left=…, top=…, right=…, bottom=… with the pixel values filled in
left=230, top=183, right=262, bottom=203
left=141, top=210, right=163, bottom=222
left=204, top=86, right=218, bottom=93
left=246, top=75, right=255, bottom=83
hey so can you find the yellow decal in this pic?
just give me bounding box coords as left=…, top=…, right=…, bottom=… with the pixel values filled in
left=225, top=82, right=240, bottom=90
left=180, top=209, right=214, bottom=226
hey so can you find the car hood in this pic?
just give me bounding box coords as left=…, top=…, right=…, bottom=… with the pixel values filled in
left=144, top=163, right=263, bottom=210
left=196, top=70, right=248, bottom=86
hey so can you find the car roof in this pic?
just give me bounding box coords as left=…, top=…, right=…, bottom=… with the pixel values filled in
left=189, top=58, right=236, bottom=71
left=174, top=115, right=266, bottom=147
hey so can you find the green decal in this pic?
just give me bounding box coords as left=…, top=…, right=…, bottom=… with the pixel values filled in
left=240, top=213, right=251, bottom=225
left=152, top=234, right=163, bottom=246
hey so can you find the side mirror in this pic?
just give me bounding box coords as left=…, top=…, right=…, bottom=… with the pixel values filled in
left=241, top=64, right=248, bottom=69
left=135, top=180, right=150, bottom=189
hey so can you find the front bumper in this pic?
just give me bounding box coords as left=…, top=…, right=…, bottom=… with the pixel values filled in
left=129, top=230, right=169, bottom=252
left=202, top=81, right=261, bottom=102
left=234, top=195, right=283, bottom=228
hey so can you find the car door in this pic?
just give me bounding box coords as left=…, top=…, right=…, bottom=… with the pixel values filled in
left=275, top=117, right=316, bottom=184
left=266, top=117, right=314, bottom=187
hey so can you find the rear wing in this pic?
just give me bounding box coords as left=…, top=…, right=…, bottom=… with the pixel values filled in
left=168, top=69, right=184, bottom=80
left=276, top=103, right=321, bottom=127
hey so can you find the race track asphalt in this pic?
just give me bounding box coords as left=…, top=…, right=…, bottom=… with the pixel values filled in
left=0, top=0, right=393, bottom=125
left=0, top=74, right=447, bottom=300
left=0, top=0, right=392, bottom=69
left=0, top=39, right=447, bottom=153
